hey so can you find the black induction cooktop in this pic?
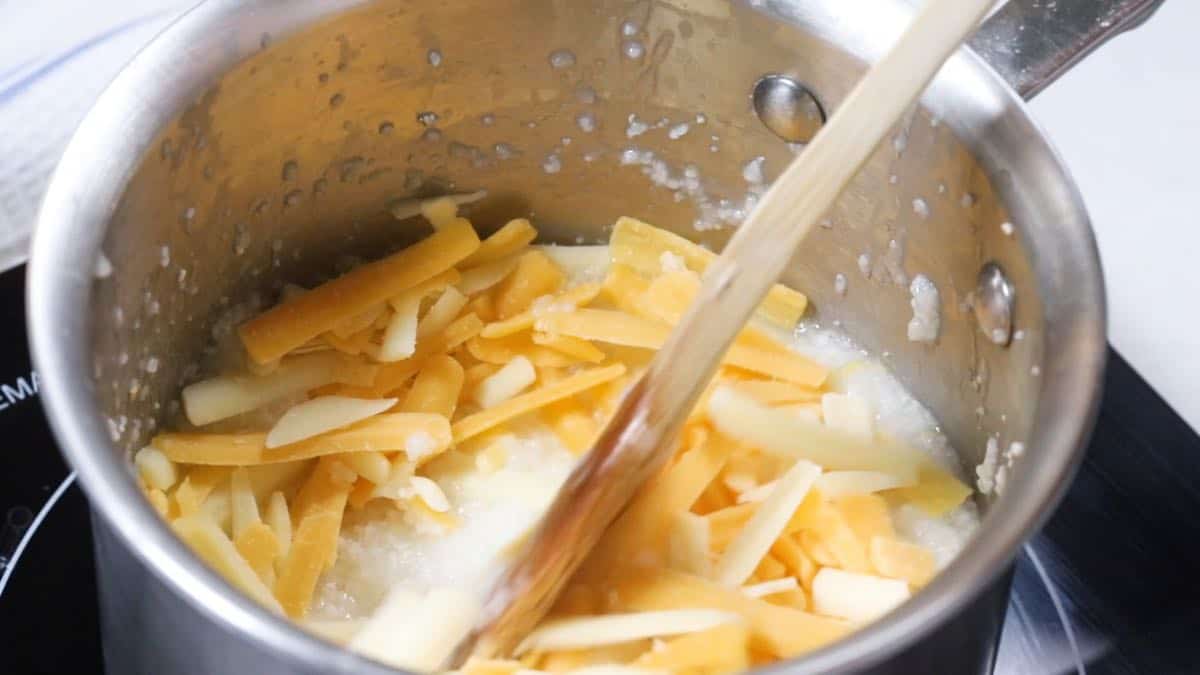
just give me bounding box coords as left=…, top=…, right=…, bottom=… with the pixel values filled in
left=1, top=263, right=1197, bottom=674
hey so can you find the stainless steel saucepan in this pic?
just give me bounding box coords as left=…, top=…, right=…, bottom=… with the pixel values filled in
left=29, top=0, right=1155, bottom=673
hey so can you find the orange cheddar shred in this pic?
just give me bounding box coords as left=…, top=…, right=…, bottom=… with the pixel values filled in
left=239, top=220, right=480, bottom=364
left=153, top=414, right=451, bottom=466
left=609, top=569, right=849, bottom=658
left=275, top=459, right=354, bottom=617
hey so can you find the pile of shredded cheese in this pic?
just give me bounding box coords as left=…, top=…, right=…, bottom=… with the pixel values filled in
left=135, top=203, right=977, bottom=674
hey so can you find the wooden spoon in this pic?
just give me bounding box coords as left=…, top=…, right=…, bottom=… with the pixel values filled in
left=449, top=0, right=997, bottom=663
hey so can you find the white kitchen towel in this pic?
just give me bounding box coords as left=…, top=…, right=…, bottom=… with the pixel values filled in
left=0, top=0, right=187, bottom=271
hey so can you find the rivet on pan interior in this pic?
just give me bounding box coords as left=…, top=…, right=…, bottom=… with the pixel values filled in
left=751, top=74, right=826, bottom=144
left=975, top=262, right=1015, bottom=346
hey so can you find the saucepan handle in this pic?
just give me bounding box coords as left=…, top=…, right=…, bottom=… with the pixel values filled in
left=969, top=0, right=1166, bottom=100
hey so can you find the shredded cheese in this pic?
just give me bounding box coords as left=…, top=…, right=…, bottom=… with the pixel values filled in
left=885, top=462, right=973, bottom=517
left=303, top=618, right=365, bottom=645
left=331, top=303, right=386, bottom=340
left=182, top=352, right=358, bottom=427
left=134, top=446, right=177, bottom=491
left=707, top=387, right=922, bottom=479
left=459, top=257, right=521, bottom=296
left=351, top=586, right=482, bottom=672
left=147, top=211, right=975, bottom=671
left=265, top=396, right=398, bottom=449
left=265, top=491, right=292, bottom=558
left=229, top=467, right=260, bottom=538
left=340, top=451, right=391, bottom=484
left=275, top=459, right=354, bottom=617
left=611, top=569, right=849, bottom=658
left=239, top=220, right=480, bottom=364
left=601, top=264, right=652, bottom=314
left=173, top=515, right=283, bottom=613
left=516, top=610, right=742, bottom=655
left=815, top=470, right=914, bottom=497
left=402, top=354, right=465, bottom=418
left=462, top=218, right=539, bottom=268
left=493, top=250, right=566, bottom=319
left=537, top=310, right=825, bottom=386
left=714, top=460, right=821, bottom=587
left=534, top=244, right=612, bottom=283
left=820, top=393, right=874, bottom=439
left=704, top=503, right=756, bottom=553
left=419, top=287, right=470, bottom=339
left=389, top=190, right=488, bottom=222
left=467, top=334, right=576, bottom=368
left=735, top=480, right=777, bottom=504
left=410, top=476, right=451, bottom=512
left=811, top=568, right=910, bottom=623
left=589, top=433, right=731, bottom=573
left=543, top=399, right=599, bottom=455
left=474, top=356, right=537, bottom=409
left=145, top=488, right=169, bottom=517
left=609, top=217, right=807, bottom=329
left=244, top=461, right=312, bottom=502
left=868, top=536, right=936, bottom=587
left=380, top=293, right=421, bottom=361
left=834, top=494, right=896, bottom=546
left=667, top=512, right=712, bottom=577
left=535, top=309, right=668, bottom=349
left=729, top=380, right=820, bottom=405
left=453, top=364, right=626, bottom=442
left=153, top=413, right=450, bottom=465
left=481, top=283, right=602, bottom=338
left=422, top=200, right=462, bottom=229
left=172, top=466, right=230, bottom=517
left=235, top=521, right=280, bottom=585
left=531, top=333, right=606, bottom=363
left=336, top=313, right=482, bottom=399
left=632, top=623, right=748, bottom=673
left=769, top=535, right=818, bottom=590
left=565, top=667, right=667, bottom=675
left=388, top=269, right=462, bottom=312
left=741, top=577, right=799, bottom=598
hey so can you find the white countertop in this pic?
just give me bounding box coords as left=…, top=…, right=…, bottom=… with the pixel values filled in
left=1030, top=0, right=1200, bottom=430
left=1, top=1, right=1196, bottom=429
